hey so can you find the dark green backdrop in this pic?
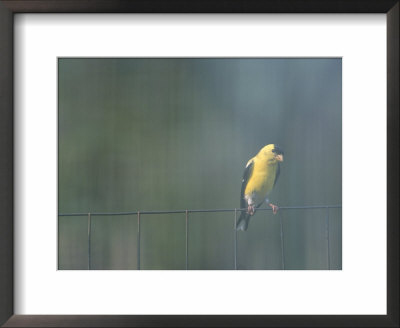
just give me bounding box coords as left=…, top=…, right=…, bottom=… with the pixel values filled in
left=58, top=58, right=342, bottom=270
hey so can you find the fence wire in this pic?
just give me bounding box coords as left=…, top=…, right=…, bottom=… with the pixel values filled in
left=59, top=205, right=341, bottom=270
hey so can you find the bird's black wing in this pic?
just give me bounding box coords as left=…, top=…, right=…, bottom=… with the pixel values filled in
left=273, top=162, right=280, bottom=187
left=240, top=160, right=254, bottom=209
left=236, top=160, right=255, bottom=231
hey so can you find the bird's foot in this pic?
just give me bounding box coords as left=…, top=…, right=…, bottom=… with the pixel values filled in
left=269, top=203, right=279, bottom=214
left=247, top=204, right=255, bottom=215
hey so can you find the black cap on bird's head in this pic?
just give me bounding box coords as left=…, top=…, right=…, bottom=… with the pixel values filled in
left=272, top=145, right=284, bottom=162
left=272, top=145, right=284, bottom=155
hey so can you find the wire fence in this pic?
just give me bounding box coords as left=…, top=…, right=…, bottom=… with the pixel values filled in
left=59, top=205, right=342, bottom=270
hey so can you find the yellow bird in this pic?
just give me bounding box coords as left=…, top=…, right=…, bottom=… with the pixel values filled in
left=236, top=144, right=284, bottom=231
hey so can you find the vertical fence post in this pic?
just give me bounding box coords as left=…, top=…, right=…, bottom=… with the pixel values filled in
left=234, top=209, right=237, bottom=270
left=185, top=210, right=189, bottom=270
left=326, top=207, right=331, bottom=270
left=137, top=211, right=141, bottom=270
left=279, top=212, right=285, bottom=270
left=87, top=212, right=91, bottom=270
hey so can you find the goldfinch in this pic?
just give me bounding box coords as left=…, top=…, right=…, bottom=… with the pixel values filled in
left=236, top=144, right=284, bottom=231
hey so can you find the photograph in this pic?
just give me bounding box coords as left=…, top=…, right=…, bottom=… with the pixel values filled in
left=58, top=58, right=342, bottom=270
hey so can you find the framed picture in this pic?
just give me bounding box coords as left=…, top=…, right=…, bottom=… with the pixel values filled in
left=0, top=0, right=398, bottom=327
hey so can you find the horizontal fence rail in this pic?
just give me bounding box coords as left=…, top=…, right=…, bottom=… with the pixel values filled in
left=58, top=205, right=342, bottom=270
left=59, top=205, right=342, bottom=217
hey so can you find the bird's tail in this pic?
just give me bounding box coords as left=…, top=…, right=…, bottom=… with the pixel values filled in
left=236, top=211, right=250, bottom=231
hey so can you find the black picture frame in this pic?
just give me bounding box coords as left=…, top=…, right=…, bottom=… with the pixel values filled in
left=0, top=1, right=398, bottom=327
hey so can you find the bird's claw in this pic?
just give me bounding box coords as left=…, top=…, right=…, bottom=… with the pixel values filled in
left=269, top=203, right=279, bottom=214
left=247, top=204, right=255, bottom=215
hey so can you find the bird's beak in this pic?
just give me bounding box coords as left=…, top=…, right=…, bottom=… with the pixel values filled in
left=276, top=154, right=283, bottom=162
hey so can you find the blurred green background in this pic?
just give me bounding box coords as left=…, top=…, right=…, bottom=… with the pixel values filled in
left=58, top=58, right=341, bottom=270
